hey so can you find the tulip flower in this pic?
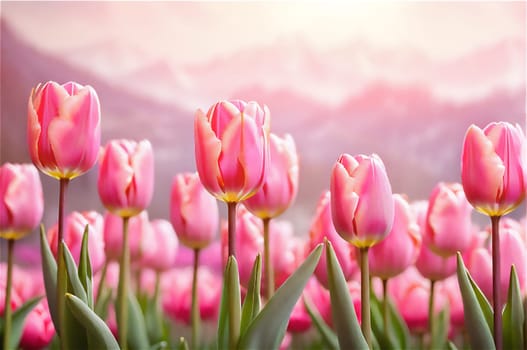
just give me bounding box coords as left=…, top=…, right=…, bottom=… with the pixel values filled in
left=27, top=81, right=101, bottom=180
left=424, top=182, right=473, bottom=257
left=243, top=133, right=298, bottom=299
left=461, top=121, right=526, bottom=350
left=195, top=99, right=270, bottom=260
left=309, top=191, right=358, bottom=289
left=0, top=163, right=43, bottom=350
left=141, top=219, right=178, bottom=272
left=19, top=300, right=55, bottom=350
left=330, top=153, right=394, bottom=348
left=98, top=139, right=154, bottom=350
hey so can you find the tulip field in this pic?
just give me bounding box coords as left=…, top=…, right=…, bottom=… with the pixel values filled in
left=0, top=79, right=526, bottom=350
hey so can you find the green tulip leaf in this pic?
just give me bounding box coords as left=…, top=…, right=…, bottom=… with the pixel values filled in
left=178, top=337, right=189, bottom=350
left=0, top=295, right=42, bottom=350
left=447, top=340, right=459, bottom=350
left=240, top=254, right=262, bottom=338
left=503, top=265, right=524, bottom=350
left=40, top=225, right=59, bottom=331
left=467, top=269, right=493, bottom=330
left=65, top=293, right=119, bottom=349
left=456, top=253, right=495, bottom=350
left=370, top=289, right=399, bottom=349
left=217, top=256, right=241, bottom=350
left=431, top=306, right=450, bottom=350
left=94, top=286, right=112, bottom=321
left=78, top=225, right=93, bottom=309
left=303, top=296, right=339, bottom=350
left=61, top=241, right=89, bottom=304
left=325, top=239, right=368, bottom=350
left=237, top=244, right=323, bottom=350
left=126, top=291, right=151, bottom=350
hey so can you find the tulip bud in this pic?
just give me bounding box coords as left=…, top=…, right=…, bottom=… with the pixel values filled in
left=330, top=153, right=394, bottom=248
left=0, top=163, right=43, bottom=240
left=98, top=139, right=154, bottom=218
left=194, top=100, right=270, bottom=203
left=141, top=219, right=178, bottom=272
left=461, top=122, right=526, bottom=217
left=27, top=81, right=101, bottom=180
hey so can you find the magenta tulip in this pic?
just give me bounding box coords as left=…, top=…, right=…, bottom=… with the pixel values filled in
left=170, top=172, right=219, bottom=249
left=330, top=153, right=394, bottom=248
left=47, top=211, right=106, bottom=274
left=424, top=182, right=473, bottom=257
left=309, top=191, right=358, bottom=288
left=19, top=300, right=55, bottom=350
left=98, top=139, right=154, bottom=218
left=461, top=122, right=525, bottom=217
left=194, top=99, right=270, bottom=203
left=243, top=133, right=299, bottom=219
left=27, top=81, right=101, bottom=180
left=369, top=194, right=422, bottom=279
left=0, top=163, right=43, bottom=240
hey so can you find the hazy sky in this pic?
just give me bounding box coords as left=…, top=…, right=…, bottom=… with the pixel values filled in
left=2, top=2, right=525, bottom=64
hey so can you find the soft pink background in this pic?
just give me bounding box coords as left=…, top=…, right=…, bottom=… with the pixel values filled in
left=1, top=2, right=525, bottom=236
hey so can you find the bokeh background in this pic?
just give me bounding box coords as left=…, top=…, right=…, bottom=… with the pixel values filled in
left=1, top=2, right=525, bottom=238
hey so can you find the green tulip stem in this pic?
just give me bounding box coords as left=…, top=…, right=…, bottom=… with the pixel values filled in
left=491, top=215, right=502, bottom=350
left=382, top=278, right=389, bottom=333
left=95, top=260, right=108, bottom=304
left=57, top=178, right=69, bottom=350
left=3, top=239, right=15, bottom=350
left=359, top=247, right=372, bottom=349
left=191, top=248, right=201, bottom=350
left=263, top=217, right=274, bottom=301
left=117, top=216, right=130, bottom=350
left=227, top=202, right=237, bottom=258
left=428, top=279, right=436, bottom=349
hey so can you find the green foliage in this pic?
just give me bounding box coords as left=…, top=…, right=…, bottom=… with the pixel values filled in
left=217, top=256, right=241, bottom=350
left=0, top=296, right=42, bottom=350
left=303, top=296, right=339, bottom=350
left=503, top=265, right=524, bottom=350
left=240, top=254, right=262, bottom=338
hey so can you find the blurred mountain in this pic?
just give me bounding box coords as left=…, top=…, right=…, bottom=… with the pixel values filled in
left=1, top=18, right=525, bottom=236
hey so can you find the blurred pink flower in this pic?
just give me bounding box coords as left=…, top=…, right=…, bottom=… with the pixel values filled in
left=47, top=211, right=105, bottom=273
left=162, top=266, right=222, bottom=324
left=424, top=182, right=473, bottom=257
left=194, top=99, right=270, bottom=203
left=330, top=153, right=394, bottom=248
left=170, top=172, right=219, bottom=249
left=468, top=227, right=527, bottom=307
left=140, top=219, right=178, bottom=272
left=0, top=163, right=43, bottom=240
left=243, top=133, right=299, bottom=219
left=98, top=139, right=154, bottom=218
left=308, top=191, right=357, bottom=289
left=369, top=194, right=422, bottom=279
left=19, top=300, right=55, bottom=350
left=439, top=276, right=464, bottom=338
left=27, top=81, right=101, bottom=180
left=461, top=122, right=526, bottom=217
left=103, top=211, right=152, bottom=262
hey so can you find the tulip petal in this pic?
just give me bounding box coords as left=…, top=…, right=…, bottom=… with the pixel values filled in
left=194, top=110, right=223, bottom=197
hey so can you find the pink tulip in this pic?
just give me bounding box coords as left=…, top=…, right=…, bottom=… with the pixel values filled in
left=0, top=163, right=43, bottom=239
left=243, top=133, right=299, bottom=219
left=140, top=219, right=178, bottom=272
left=415, top=238, right=457, bottom=282
left=389, top=267, right=448, bottom=334
left=47, top=211, right=105, bottom=273
left=103, top=211, right=152, bottom=262
left=369, top=194, right=422, bottom=279
left=330, top=153, right=394, bottom=248
left=461, top=122, right=526, bottom=216
left=468, top=227, right=527, bottom=306
left=170, top=172, right=219, bottom=249
left=162, top=266, right=222, bottom=324
left=98, top=139, right=154, bottom=218
left=439, top=276, right=464, bottom=338
left=309, top=191, right=358, bottom=288
left=174, top=241, right=223, bottom=275
left=268, top=220, right=304, bottom=289
left=194, top=100, right=270, bottom=203
left=19, top=300, right=55, bottom=350
left=424, top=182, right=473, bottom=257
left=27, top=81, right=101, bottom=180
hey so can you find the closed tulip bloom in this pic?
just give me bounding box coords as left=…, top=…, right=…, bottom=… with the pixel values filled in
left=369, top=194, right=422, bottom=279
left=194, top=100, right=270, bottom=203
left=141, top=219, right=178, bottom=272
left=170, top=172, right=219, bottom=249
left=19, top=300, right=55, bottom=350
left=98, top=139, right=154, bottom=218
left=309, top=191, right=358, bottom=288
left=0, top=163, right=43, bottom=239
left=103, top=211, right=152, bottom=262
left=47, top=211, right=105, bottom=274
left=243, top=133, right=299, bottom=219
left=27, top=81, right=101, bottom=180
left=424, top=182, right=473, bottom=257
left=461, top=122, right=526, bottom=216
left=468, top=228, right=527, bottom=307
left=330, top=153, right=394, bottom=248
